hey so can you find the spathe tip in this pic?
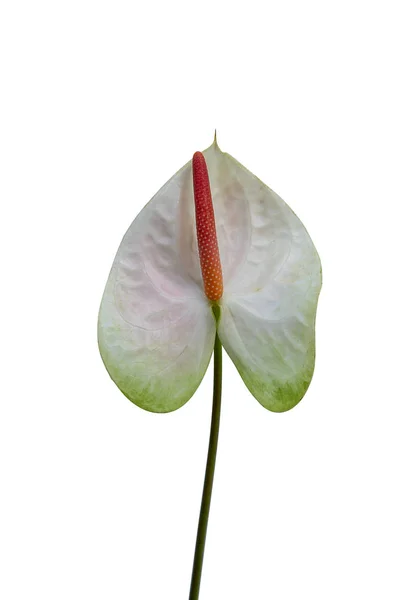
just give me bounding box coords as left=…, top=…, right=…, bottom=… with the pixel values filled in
left=202, top=130, right=222, bottom=155
left=213, top=129, right=220, bottom=148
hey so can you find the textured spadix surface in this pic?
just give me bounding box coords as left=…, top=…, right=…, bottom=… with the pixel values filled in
left=98, top=141, right=321, bottom=412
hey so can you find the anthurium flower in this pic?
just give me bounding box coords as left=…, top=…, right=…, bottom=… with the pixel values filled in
left=98, top=138, right=322, bottom=413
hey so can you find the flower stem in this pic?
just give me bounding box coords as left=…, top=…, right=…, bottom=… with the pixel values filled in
left=188, top=334, right=222, bottom=600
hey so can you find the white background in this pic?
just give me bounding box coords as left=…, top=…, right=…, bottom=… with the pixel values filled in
left=1, top=1, right=399, bottom=599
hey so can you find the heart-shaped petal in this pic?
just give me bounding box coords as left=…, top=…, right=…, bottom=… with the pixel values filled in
left=99, top=139, right=321, bottom=414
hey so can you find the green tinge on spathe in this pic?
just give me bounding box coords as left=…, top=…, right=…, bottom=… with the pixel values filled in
left=98, top=140, right=322, bottom=413
left=98, top=325, right=213, bottom=413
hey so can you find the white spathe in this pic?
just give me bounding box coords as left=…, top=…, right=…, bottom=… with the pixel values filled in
left=98, top=141, right=322, bottom=413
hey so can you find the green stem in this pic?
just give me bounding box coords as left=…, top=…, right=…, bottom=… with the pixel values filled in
left=189, top=334, right=222, bottom=600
